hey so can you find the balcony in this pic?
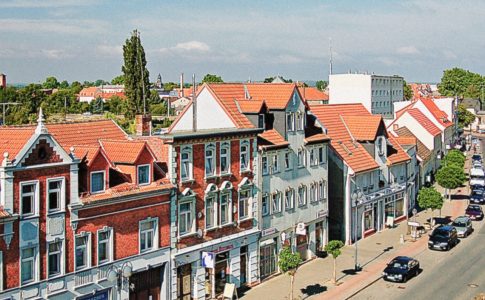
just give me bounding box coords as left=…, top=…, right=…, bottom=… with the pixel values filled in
left=355, top=182, right=406, bottom=206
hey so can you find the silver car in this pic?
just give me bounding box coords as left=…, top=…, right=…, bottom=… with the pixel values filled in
left=452, top=216, right=473, bottom=238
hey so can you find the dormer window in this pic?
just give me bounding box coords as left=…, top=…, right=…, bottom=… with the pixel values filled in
left=137, top=165, right=150, bottom=185
left=287, top=113, right=295, bottom=132
left=377, top=136, right=385, bottom=156
left=90, top=171, right=105, bottom=194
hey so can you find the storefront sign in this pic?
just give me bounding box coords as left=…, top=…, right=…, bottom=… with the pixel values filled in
left=78, top=290, right=109, bottom=300
left=317, top=210, right=328, bottom=218
left=296, top=223, right=306, bottom=235
left=201, top=252, right=215, bottom=268
left=262, top=227, right=277, bottom=237
left=213, top=245, right=234, bottom=254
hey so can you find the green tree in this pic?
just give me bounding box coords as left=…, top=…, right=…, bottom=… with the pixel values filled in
left=438, top=68, right=484, bottom=98
left=163, top=82, right=179, bottom=91
left=403, top=80, right=413, bottom=100
left=436, top=164, right=466, bottom=201
left=105, top=95, right=128, bottom=115
left=111, top=75, right=125, bottom=85
left=95, top=79, right=109, bottom=87
left=59, top=80, right=69, bottom=89
left=443, top=149, right=465, bottom=168
left=417, top=187, right=444, bottom=216
left=278, top=246, right=302, bottom=300
left=316, top=80, right=328, bottom=91
left=122, top=29, right=150, bottom=118
left=457, top=104, right=476, bottom=129
left=201, top=74, right=223, bottom=84
left=325, top=240, right=344, bottom=284
left=43, top=76, right=60, bottom=89
left=70, top=81, right=83, bottom=94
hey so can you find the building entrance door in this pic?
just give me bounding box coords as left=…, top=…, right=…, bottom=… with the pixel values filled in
left=177, top=264, right=192, bottom=300
left=129, top=266, right=162, bottom=300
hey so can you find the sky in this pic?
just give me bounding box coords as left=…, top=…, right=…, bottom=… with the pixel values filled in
left=1, top=0, right=485, bottom=85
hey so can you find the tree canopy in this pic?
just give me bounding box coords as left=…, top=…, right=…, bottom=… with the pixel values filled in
left=403, top=80, right=413, bottom=100
left=457, top=104, right=476, bottom=128
left=325, top=240, right=345, bottom=284
left=278, top=246, right=302, bottom=300
left=122, top=29, right=150, bottom=118
left=443, top=150, right=465, bottom=168
left=201, top=74, right=223, bottom=84
left=439, top=68, right=485, bottom=98
left=43, top=76, right=60, bottom=89
left=436, top=164, right=466, bottom=191
left=417, top=186, right=443, bottom=211
left=111, top=75, right=125, bottom=85
left=316, top=80, right=328, bottom=91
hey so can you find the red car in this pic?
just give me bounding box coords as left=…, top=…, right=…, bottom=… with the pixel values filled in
left=466, top=204, right=484, bottom=220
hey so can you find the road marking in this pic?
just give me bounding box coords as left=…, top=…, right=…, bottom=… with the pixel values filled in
left=468, top=283, right=479, bottom=288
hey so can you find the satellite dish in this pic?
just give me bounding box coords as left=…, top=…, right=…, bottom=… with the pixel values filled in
left=196, top=229, right=203, bottom=238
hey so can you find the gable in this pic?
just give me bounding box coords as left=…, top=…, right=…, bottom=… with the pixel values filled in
left=22, top=139, right=63, bottom=167
left=170, top=87, right=236, bottom=131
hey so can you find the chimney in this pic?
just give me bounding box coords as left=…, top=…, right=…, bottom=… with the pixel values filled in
left=180, top=73, right=184, bottom=97
left=0, top=73, right=6, bottom=89
left=192, top=74, right=197, bottom=132
left=135, top=114, right=152, bottom=136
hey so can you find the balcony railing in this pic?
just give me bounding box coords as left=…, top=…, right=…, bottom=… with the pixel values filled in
left=74, top=269, right=93, bottom=287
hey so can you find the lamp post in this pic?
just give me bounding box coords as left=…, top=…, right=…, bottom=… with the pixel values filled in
left=351, top=190, right=364, bottom=272
left=107, top=262, right=133, bottom=300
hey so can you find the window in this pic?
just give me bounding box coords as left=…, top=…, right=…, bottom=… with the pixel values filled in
left=181, top=147, right=193, bottom=181
left=140, top=219, right=156, bottom=252
left=287, top=113, right=295, bottom=132
left=137, top=164, right=150, bottom=185
left=220, top=142, right=230, bottom=175
left=309, top=183, right=316, bottom=202
left=20, top=182, right=37, bottom=216
left=205, top=144, right=216, bottom=177
left=272, top=154, right=279, bottom=173
left=258, top=114, right=265, bottom=128
left=21, top=247, right=36, bottom=283
left=319, top=181, right=325, bottom=201
left=90, top=171, right=105, bottom=194
left=285, top=189, right=294, bottom=210
left=240, top=140, right=250, bottom=171
left=296, top=112, right=304, bottom=131
left=98, top=229, right=112, bottom=264
left=377, top=136, right=385, bottom=155
left=239, top=189, right=251, bottom=220
left=284, top=152, right=291, bottom=170
left=271, top=192, right=281, bottom=214
left=318, top=147, right=325, bottom=164
left=220, top=193, right=232, bottom=225
left=262, top=156, right=268, bottom=175
left=310, top=148, right=318, bottom=166
left=48, top=241, right=62, bottom=277
left=47, top=179, right=63, bottom=212
left=262, top=194, right=269, bottom=216
left=298, top=185, right=307, bottom=206
left=179, top=201, right=193, bottom=236
left=205, top=195, right=217, bottom=229
left=75, top=234, right=89, bottom=270
left=298, top=148, right=305, bottom=167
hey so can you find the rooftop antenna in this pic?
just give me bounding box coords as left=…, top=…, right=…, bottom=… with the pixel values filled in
left=329, top=37, right=333, bottom=77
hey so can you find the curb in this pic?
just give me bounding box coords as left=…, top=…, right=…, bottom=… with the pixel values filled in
left=343, top=275, right=383, bottom=300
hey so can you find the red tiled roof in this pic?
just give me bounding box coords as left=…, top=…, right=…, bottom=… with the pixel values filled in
left=100, top=139, right=149, bottom=164
left=0, top=207, right=11, bottom=219
left=246, top=83, right=296, bottom=110
left=258, top=129, right=289, bottom=149
left=298, top=87, right=329, bottom=101
left=393, top=136, right=417, bottom=146
left=72, top=145, right=104, bottom=166
left=0, top=127, right=35, bottom=158
left=80, top=180, right=173, bottom=204
left=136, top=137, right=169, bottom=162
left=387, top=135, right=411, bottom=165
left=304, top=126, right=330, bottom=144
left=342, top=115, right=383, bottom=141
left=79, top=86, right=98, bottom=97
left=309, top=104, right=379, bottom=173
left=394, top=127, right=432, bottom=162
left=406, top=109, right=441, bottom=136
left=419, top=98, right=453, bottom=128
left=237, top=100, right=266, bottom=113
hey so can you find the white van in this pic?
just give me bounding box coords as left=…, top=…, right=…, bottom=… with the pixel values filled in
left=470, top=168, right=485, bottom=186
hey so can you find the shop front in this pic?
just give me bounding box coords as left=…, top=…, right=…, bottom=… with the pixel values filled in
left=172, top=229, right=259, bottom=300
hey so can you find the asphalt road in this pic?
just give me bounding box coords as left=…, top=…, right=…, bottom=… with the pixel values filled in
left=352, top=137, right=485, bottom=300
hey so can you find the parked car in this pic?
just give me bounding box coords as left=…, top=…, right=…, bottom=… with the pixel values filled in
left=472, top=161, right=483, bottom=169
left=466, top=204, right=484, bottom=220
left=382, top=256, right=420, bottom=283
left=451, top=216, right=473, bottom=238
left=473, top=154, right=482, bottom=162
left=428, top=225, right=459, bottom=251
left=470, top=189, right=485, bottom=204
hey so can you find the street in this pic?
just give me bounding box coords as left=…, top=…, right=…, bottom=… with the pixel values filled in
left=352, top=137, right=485, bottom=300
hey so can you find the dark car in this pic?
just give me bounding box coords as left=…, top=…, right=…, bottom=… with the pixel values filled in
left=466, top=204, right=484, bottom=220
left=470, top=189, right=485, bottom=204
left=382, top=256, right=420, bottom=283
left=473, top=154, right=482, bottom=162
left=428, top=225, right=459, bottom=251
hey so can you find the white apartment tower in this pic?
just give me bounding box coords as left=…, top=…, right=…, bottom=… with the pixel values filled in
left=329, top=74, right=404, bottom=118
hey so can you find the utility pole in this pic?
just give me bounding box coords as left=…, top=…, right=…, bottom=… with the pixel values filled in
left=1, top=102, right=20, bottom=125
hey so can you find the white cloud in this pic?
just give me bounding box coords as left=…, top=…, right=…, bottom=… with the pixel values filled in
left=173, top=41, right=210, bottom=52
left=40, top=49, right=72, bottom=59
left=396, top=46, right=420, bottom=55
left=0, top=19, right=108, bottom=35
left=96, top=45, right=123, bottom=56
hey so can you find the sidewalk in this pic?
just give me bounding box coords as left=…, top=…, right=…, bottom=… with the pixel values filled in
left=241, top=154, right=471, bottom=300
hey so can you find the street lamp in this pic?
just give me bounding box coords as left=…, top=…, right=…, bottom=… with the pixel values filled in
left=351, top=189, right=364, bottom=272
left=107, top=262, right=133, bottom=299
